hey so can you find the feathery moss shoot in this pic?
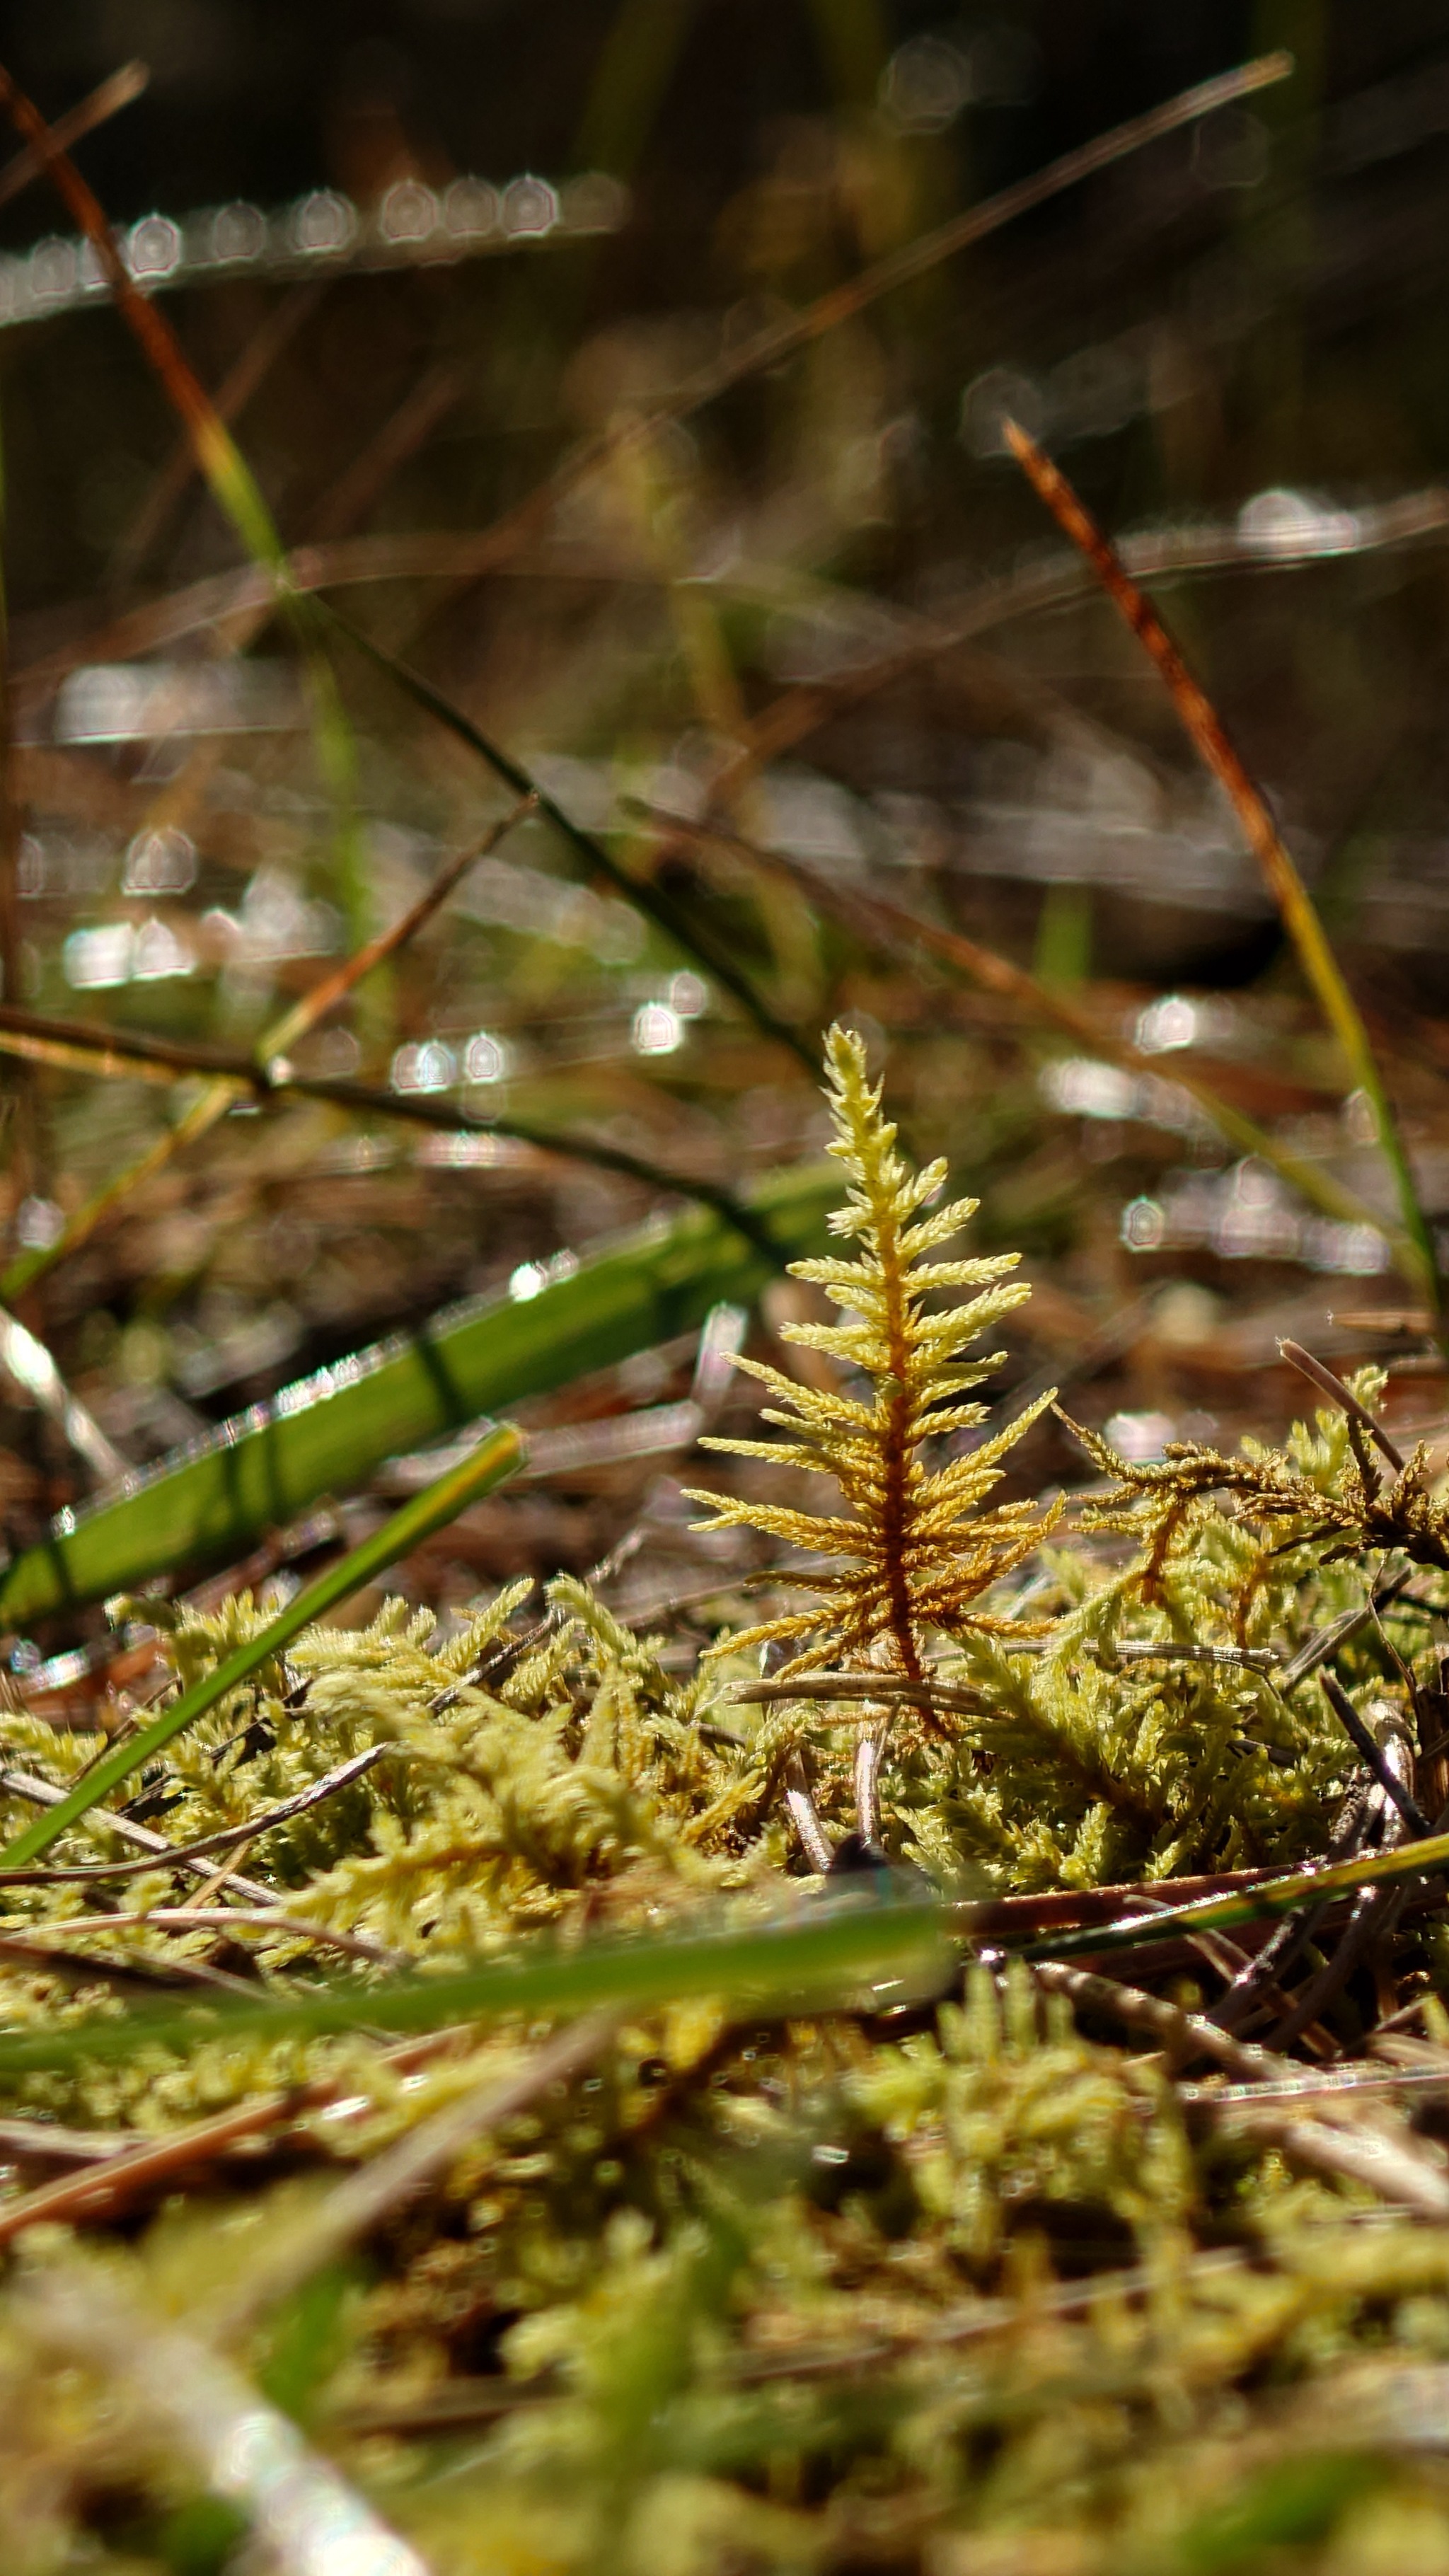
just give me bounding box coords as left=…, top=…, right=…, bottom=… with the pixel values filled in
left=688, top=1024, right=1057, bottom=1702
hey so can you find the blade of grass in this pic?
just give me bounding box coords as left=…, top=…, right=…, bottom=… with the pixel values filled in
left=1008, top=1827, right=1449, bottom=1967
left=318, top=600, right=817, bottom=1070
left=1003, top=418, right=1442, bottom=1324
left=0, top=1160, right=837, bottom=1628
left=0, top=1884, right=953, bottom=2074
left=0, top=1421, right=525, bottom=1865
left=631, top=801, right=1401, bottom=1253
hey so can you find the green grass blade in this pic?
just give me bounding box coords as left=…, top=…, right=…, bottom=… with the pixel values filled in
left=1011, top=1832, right=1449, bottom=1967
left=0, top=1817, right=1441, bottom=2072
left=0, top=1162, right=836, bottom=1629
left=0, top=1424, right=526, bottom=1867
left=0, top=1888, right=952, bottom=2076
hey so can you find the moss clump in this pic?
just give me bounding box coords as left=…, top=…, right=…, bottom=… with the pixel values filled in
left=0, top=1034, right=1445, bottom=2572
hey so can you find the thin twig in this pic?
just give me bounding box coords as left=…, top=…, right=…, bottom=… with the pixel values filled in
left=0, top=61, right=374, bottom=1315
left=854, top=1731, right=883, bottom=1847
left=1030, top=1959, right=1290, bottom=2082
left=0, top=1427, right=524, bottom=1870
left=18, top=2259, right=432, bottom=2576
left=783, top=1752, right=835, bottom=1874
left=1266, top=1767, right=1416, bottom=2052
left=28, top=465, right=1449, bottom=722
left=1208, top=1791, right=1373, bottom=2038
left=746, top=2252, right=1284, bottom=2384
left=1073, top=1889, right=1305, bottom=2025
left=0, top=1083, right=231, bottom=1303
left=109, top=278, right=325, bottom=589
left=1278, top=1569, right=1417, bottom=1690
left=381, top=54, right=1293, bottom=621
left=733, top=1672, right=988, bottom=1713
left=0, top=2026, right=465, bottom=2242
left=1180, top=2062, right=1449, bottom=2108
left=702, top=487, right=1449, bottom=814
left=306, top=354, right=463, bottom=543
left=320, top=601, right=816, bottom=1073
left=0, top=1926, right=256, bottom=1997
left=0, top=808, right=530, bottom=1300
left=176, top=1837, right=259, bottom=1911
left=0, top=1003, right=791, bottom=1266
left=0, top=1742, right=394, bottom=1888
left=0, top=1307, right=127, bottom=1485
left=0, top=1763, right=277, bottom=1906
left=1115, top=1641, right=1278, bottom=1670
left=0, top=63, right=1302, bottom=723
left=1218, top=2101, right=1449, bottom=2219
left=620, top=1571, right=804, bottom=1628
left=0, top=2114, right=128, bottom=2164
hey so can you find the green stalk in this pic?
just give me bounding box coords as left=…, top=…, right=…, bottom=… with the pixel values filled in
left=0, top=1890, right=951, bottom=2075
left=0, top=1423, right=524, bottom=1866
left=1011, top=1834, right=1449, bottom=1967
left=1, top=1820, right=1447, bottom=2070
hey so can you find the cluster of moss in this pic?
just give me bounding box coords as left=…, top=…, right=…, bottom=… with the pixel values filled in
left=0, top=1032, right=1445, bottom=2569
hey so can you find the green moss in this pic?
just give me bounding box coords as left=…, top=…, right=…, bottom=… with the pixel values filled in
left=0, top=1046, right=1447, bottom=2572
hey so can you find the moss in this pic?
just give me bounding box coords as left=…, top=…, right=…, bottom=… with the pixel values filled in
left=0, top=1034, right=1445, bottom=2571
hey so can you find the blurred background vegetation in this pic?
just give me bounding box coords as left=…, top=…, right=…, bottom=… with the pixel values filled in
left=0, top=0, right=1446, bottom=1673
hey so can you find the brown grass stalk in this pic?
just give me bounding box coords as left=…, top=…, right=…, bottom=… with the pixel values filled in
left=1003, top=416, right=1443, bottom=1321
